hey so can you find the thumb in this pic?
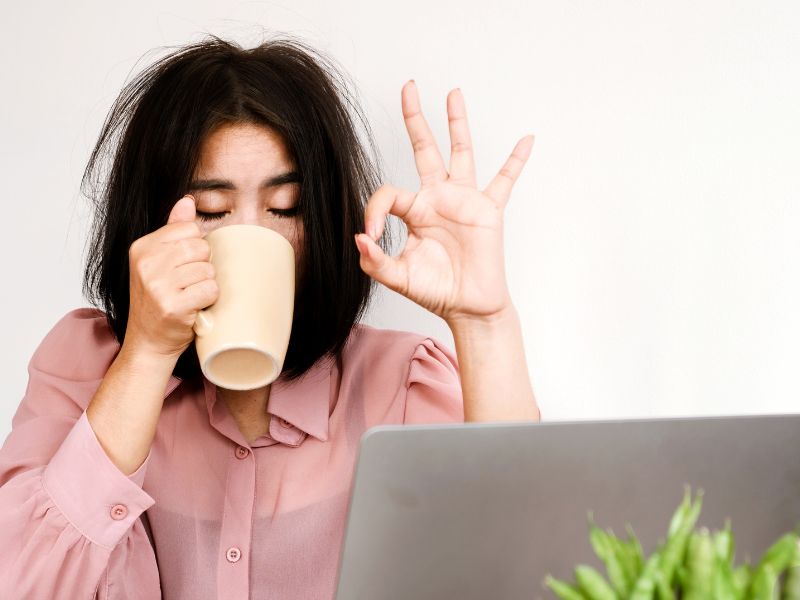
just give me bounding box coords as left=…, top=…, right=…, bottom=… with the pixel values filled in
left=354, top=233, right=408, bottom=296
left=167, top=195, right=196, bottom=224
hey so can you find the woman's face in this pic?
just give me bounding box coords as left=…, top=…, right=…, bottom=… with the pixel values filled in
left=188, top=122, right=304, bottom=262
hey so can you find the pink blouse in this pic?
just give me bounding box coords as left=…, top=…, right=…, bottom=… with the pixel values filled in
left=0, top=307, right=464, bottom=599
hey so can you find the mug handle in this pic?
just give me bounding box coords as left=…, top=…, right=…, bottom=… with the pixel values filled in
left=194, top=310, right=214, bottom=337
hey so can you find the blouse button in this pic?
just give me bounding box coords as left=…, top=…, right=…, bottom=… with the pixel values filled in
left=279, top=418, right=292, bottom=429
left=110, top=504, right=128, bottom=520
left=226, top=547, right=242, bottom=563
left=235, top=445, right=249, bottom=459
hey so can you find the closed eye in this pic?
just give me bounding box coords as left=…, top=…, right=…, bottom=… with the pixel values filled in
left=196, top=207, right=301, bottom=221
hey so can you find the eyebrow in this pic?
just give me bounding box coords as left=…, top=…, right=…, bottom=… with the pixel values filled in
left=187, top=171, right=301, bottom=191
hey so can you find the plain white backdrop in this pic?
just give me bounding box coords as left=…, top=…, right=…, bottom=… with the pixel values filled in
left=1, top=1, right=799, bottom=442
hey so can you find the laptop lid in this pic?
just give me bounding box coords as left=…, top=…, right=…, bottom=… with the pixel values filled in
left=335, top=414, right=800, bottom=599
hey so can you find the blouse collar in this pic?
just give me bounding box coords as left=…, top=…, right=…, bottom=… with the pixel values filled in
left=163, top=357, right=336, bottom=447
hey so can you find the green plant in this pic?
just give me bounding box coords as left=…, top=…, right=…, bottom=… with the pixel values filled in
left=544, top=488, right=800, bottom=600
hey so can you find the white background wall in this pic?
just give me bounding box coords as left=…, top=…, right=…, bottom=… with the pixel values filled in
left=1, top=0, right=799, bottom=442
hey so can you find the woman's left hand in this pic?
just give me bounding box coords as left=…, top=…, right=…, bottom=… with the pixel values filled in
left=355, top=80, right=534, bottom=324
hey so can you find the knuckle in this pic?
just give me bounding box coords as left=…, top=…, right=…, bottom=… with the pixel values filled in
left=160, top=301, right=178, bottom=322
left=128, top=238, right=145, bottom=262
left=499, top=167, right=515, bottom=180
left=176, top=238, right=194, bottom=261
left=412, top=138, right=434, bottom=153
left=174, top=221, right=200, bottom=237
left=144, top=276, right=163, bottom=296
left=135, top=255, right=152, bottom=278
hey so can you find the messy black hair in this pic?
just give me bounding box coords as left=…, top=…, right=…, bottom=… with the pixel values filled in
left=81, top=35, right=385, bottom=382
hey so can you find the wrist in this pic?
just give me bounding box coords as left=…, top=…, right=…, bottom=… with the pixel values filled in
left=446, top=303, right=518, bottom=337
left=118, top=338, right=182, bottom=374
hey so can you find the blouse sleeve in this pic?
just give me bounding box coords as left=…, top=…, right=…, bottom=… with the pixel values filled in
left=403, top=337, right=465, bottom=425
left=0, top=309, right=161, bottom=599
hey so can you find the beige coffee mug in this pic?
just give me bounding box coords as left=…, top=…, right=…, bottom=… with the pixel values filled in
left=193, top=224, right=295, bottom=390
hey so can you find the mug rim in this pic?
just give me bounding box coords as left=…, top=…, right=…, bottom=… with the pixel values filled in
left=202, top=223, right=295, bottom=255
left=201, top=342, right=281, bottom=390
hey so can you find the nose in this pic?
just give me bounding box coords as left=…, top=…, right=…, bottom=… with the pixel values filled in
left=225, top=203, right=264, bottom=227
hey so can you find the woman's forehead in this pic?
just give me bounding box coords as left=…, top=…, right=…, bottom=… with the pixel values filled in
left=195, top=122, right=294, bottom=173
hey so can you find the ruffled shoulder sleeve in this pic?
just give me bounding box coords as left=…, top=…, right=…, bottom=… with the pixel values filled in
left=403, top=337, right=464, bottom=425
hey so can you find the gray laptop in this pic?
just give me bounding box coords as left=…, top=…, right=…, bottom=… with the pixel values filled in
left=334, top=414, right=800, bottom=599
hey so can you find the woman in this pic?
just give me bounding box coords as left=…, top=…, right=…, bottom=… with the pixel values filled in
left=0, top=35, right=539, bottom=599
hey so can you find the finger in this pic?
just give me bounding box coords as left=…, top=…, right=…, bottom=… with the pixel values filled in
left=180, top=278, right=219, bottom=312
left=169, top=237, right=212, bottom=268
left=168, top=195, right=196, bottom=224
left=155, top=221, right=203, bottom=244
left=153, top=196, right=201, bottom=243
left=484, top=135, right=535, bottom=206
left=364, top=184, right=417, bottom=241
left=354, top=233, right=408, bottom=296
left=402, top=80, right=448, bottom=186
left=173, top=261, right=215, bottom=290
left=446, top=88, right=476, bottom=186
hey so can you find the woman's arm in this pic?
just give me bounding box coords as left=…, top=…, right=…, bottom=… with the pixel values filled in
left=87, top=341, right=179, bottom=475
left=448, top=305, right=540, bottom=422
left=0, top=310, right=163, bottom=599
left=356, top=82, right=540, bottom=422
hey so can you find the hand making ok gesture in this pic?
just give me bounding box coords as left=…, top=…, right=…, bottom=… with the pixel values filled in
left=355, top=80, right=534, bottom=325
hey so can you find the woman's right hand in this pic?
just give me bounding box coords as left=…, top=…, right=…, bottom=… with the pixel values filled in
left=124, top=195, right=219, bottom=359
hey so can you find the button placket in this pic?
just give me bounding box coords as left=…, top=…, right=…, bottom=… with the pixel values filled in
left=216, top=443, right=257, bottom=599
left=226, top=547, right=241, bottom=563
